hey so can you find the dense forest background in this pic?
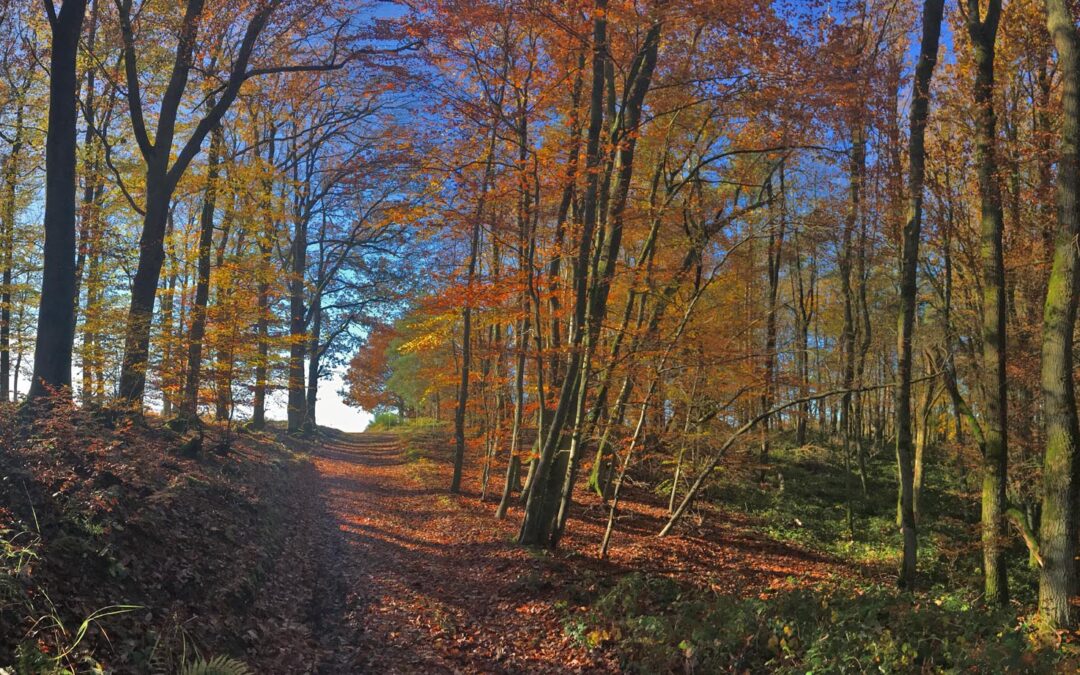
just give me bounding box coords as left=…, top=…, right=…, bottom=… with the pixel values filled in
left=7, top=0, right=1080, bottom=671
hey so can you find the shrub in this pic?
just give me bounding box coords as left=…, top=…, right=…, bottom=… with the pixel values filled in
left=367, top=412, right=402, bottom=430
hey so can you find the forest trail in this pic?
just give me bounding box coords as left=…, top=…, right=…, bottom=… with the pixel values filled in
left=295, top=431, right=858, bottom=674
left=303, top=431, right=616, bottom=673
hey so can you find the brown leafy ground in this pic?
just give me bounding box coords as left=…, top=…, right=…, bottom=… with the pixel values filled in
left=301, top=430, right=865, bottom=674
left=1, top=408, right=864, bottom=673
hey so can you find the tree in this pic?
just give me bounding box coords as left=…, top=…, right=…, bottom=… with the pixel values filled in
left=112, top=0, right=367, bottom=406
left=1037, top=0, right=1080, bottom=631
left=894, top=0, right=944, bottom=592
left=963, top=0, right=1008, bottom=607
left=28, top=0, right=88, bottom=401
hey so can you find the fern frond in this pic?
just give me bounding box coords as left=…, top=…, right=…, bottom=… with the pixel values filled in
left=179, top=655, right=252, bottom=675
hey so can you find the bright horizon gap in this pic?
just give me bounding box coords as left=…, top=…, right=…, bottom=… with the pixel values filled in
left=10, top=361, right=373, bottom=434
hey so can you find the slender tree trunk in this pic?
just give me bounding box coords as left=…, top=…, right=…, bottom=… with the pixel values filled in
left=451, top=124, right=499, bottom=493
left=841, top=126, right=865, bottom=531
left=180, top=123, right=223, bottom=419
left=305, top=293, right=322, bottom=429
left=791, top=233, right=815, bottom=447
left=250, top=138, right=275, bottom=429
left=1, top=101, right=24, bottom=403
left=159, top=212, right=178, bottom=418
left=895, top=0, right=944, bottom=591
left=29, top=0, right=88, bottom=402
left=497, top=314, right=529, bottom=519
left=287, top=212, right=308, bottom=432
left=761, top=166, right=786, bottom=466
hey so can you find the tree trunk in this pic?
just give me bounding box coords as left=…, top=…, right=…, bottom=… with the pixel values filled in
left=895, top=0, right=944, bottom=591
left=761, top=166, right=786, bottom=466
left=117, top=163, right=172, bottom=404
left=305, top=293, right=322, bottom=429
left=159, top=212, right=178, bottom=418
left=287, top=214, right=308, bottom=433
left=965, top=0, right=1009, bottom=606
left=0, top=101, right=24, bottom=402
left=519, top=1, right=609, bottom=546
left=180, top=122, right=223, bottom=418
left=451, top=124, right=499, bottom=493
left=29, top=0, right=88, bottom=402
left=1039, top=0, right=1080, bottom=631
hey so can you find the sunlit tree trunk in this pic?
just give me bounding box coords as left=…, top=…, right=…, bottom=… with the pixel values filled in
left=180, top=122, right=223, bottom=419
left=519, top=0, right=609, bottom=546
left=451, top=124, right=499, bottom=493
left=0, top=99, right=24, bottom=403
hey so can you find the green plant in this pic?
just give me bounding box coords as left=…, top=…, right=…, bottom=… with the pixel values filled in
left=368, top=412, right=403, bottom=430
left=574, top=572, right=1062, bottom=674
left=179, top=655, right=253, bottom=675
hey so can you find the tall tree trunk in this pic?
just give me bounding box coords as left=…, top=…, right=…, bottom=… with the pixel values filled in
left=966, top=0, right=1008, bottom=606
left=791, top=232, right=815, bottom=447
left=29, top=0, right=88, bottom=402
left=761, top=165, right=786, bottom=466
left=451, top=124, right=499, bottom=493
left=518, top=0, right=609, bottom=546
left=117, top=162, right=172, bottom=404
left=841, top=126, right=865, bottom=533
left=1038, top=0, right=1080, bottom=631
left=250, top=133, right=275, bottom=430
left=287, top=214, right=308, bottom=433
left=305, top=292, right=322, bottom=429
left=895, top=0, right=944, bottom=591
left=159, top=211, right=178, bottom=418
left=180, top=122, right=223, bottom=419
left=1, top=101, right=24, bottom=403
left=535, top=11, right=662, bottom=549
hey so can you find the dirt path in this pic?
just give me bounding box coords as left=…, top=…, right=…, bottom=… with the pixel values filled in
left=304, top=432, right=614, bottom=674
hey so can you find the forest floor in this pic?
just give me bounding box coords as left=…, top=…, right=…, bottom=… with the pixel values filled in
left=4, top=409, right=1068, bottom=673
left=296, top=430, right=861, bottom=673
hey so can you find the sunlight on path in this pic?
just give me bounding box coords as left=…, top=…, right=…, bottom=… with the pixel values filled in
left=311, top=433, right=608, bottom=674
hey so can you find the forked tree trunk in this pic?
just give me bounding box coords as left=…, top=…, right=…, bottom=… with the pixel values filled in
left=518, top=0, right=609, bottom=546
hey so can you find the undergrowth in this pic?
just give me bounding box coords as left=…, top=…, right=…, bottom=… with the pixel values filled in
left=563, top=572, right=1066, bottom=673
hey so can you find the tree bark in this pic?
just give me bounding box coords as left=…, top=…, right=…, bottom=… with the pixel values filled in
left=1038, top=0, right=1080, bottom=631
left=894, top=0, right=944, bottom=591
left=287, top=212, right=308, bottom=432
left=180, top=122, right=224, bottom=419
left=1, top=99, right=24, bottom=402
left=29, top=0, right=88, bottom=402
left=305, top=292, right=322, bottom=428
left=965, top=0, right=1008, bottom=606
left=518, top=0, right=609, bottom=546
left=451, top=125, right=498, bottom=493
